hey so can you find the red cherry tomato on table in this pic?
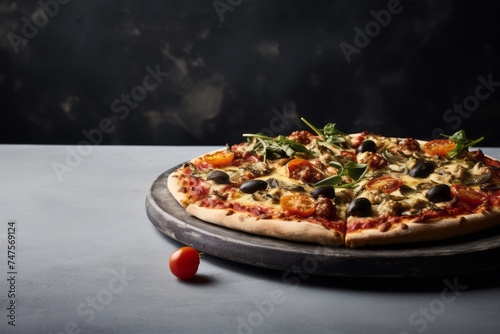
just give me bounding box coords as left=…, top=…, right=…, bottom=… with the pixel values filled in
left=280, top=194, right=316, bottom=217
left=169, top=247, right=200, bottom=279
left=423, top=139, right=456, bottom=157
left=365, top=176, right=402, bottom=194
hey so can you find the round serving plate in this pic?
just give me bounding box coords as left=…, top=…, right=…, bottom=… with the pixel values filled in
left=146, top=165, right=500, bottom=278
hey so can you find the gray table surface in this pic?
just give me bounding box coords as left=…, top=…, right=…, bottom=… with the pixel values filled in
left=1, top=144, right=500, bottom=334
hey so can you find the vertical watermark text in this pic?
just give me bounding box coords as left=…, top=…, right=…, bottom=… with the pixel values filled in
left=6, top=221, right=17, bottom=327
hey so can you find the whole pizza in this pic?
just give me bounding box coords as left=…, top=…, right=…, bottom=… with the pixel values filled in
left=167, top=118, right=500, bottom=248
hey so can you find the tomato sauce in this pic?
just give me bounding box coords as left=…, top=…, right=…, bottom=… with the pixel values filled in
left=470, top=149, right=500, bottom=167
left=229, top=202, right=275, bottom=218
left=307, top=217, right=344, bottom=232
left=198, top=197, right=274, bottom=218
left=347, top=216, right=402, bottom=233
left=197, top=194, right=344, bottom=232
left=347, top=203, right=476, bottom=233
left=486, top=190, right=500, bottom=205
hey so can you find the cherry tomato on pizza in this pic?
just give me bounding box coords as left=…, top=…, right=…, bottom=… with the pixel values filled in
left=280, top=194, right=316, bottom=217
left=423, top=139, right=456, bottom=157
left=203, top=151, right=235, bottom=167
left=365, top=176, right=402, bottom=194
left=169, top=246, right=200, bottom=279
left=286, top=158, right=315, bottom=171
left=451, top=185, right=487, bottom=208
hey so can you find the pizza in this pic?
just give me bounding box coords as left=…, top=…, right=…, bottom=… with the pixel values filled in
left=167, top=118, right=500, bottom=248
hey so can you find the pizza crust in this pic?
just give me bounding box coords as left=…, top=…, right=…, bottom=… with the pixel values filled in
left=167, top=158, right=344, bottom=246
left=167, top=170, right=190, bottom=207
left=186, top=204, right=344, bottom=246
left=345, top=209, right=500, bottom=247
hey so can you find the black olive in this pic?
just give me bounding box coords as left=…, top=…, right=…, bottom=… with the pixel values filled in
left=240, top=179, right=268, bottom=194
left=357, top=140, right=377, bottom=153
left=347, top=197, right=372, bottom=217
left=311, top=186, right=335, bottom=199
left=410, top=158, right=435, bottom=178
left=207, top=170, right=230, bottom=184
left=425, top=184, right=452, bottom=203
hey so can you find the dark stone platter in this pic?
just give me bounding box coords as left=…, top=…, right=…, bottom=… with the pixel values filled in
left=146, top=165, right=500, bottom=278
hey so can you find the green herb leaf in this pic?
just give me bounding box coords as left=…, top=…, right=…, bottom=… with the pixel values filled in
left=301, top=117, right=348, bottom=148
left=242, top=133, right=314, bottom=162
left=329, top=161, right=343, bottom=172
left=343, top=162, right=368, bottom=181
left=314, top=175, right=343, bottom=187
left=441, top=130, right=485, bottom=158
left=313, top=161, right=367, bottom=188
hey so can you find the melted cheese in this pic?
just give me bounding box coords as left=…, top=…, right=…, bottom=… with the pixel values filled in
left=194, top=135, right=490, bottom=224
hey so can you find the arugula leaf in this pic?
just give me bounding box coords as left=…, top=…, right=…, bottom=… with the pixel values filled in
left=441, top=130, right=484, bottom=158
left=343, top=161, right=368, bottom=181
left=242, top=133, right=314, bottom=162
left=301, top=117, right=349, bottom=148
left=315, top=175, right=343, bottom=187
left=314, top=161, right=367, bottom=188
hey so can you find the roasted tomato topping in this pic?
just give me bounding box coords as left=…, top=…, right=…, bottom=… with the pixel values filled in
left=203, top=151, right=235, bottom=167
left=366, top=176, right=402, bottom=194
left=423, top=139, right=456, bottom=157
left=451, top=185, right=488, bottom=208
left=280, top=194, right=316, bottom=217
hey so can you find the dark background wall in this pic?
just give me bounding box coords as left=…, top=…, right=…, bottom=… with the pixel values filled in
left=1, top=0, right=499, bottom=146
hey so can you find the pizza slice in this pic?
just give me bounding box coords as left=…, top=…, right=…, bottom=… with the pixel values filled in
left=343, top=132, right=500, bottom=247
left=167, top=129, right=358, bottom=246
